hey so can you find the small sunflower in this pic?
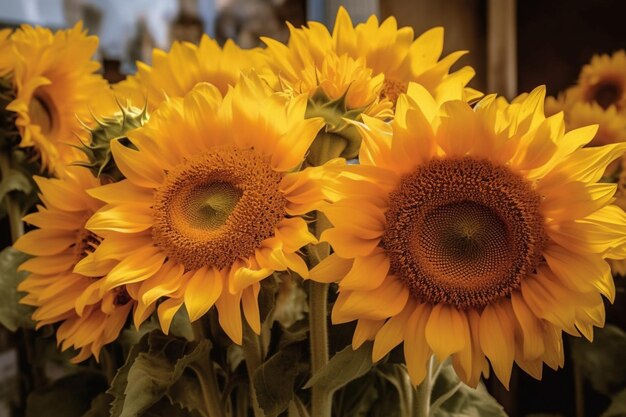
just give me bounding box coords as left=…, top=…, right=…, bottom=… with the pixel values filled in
left=13, top=166, right=133, bottom=362
left=77, top=78, right=325, bottom=344
left=114, top=35, right=263, bottom=110
left=546, top=89, right=626, bottom=148
left=5, top=23, right=113, bottom=172
left=311, top=84, right=626, bottom=388
left=0, top=28, right=13, bottom=76
left=577, top=50, right=626, bottom=112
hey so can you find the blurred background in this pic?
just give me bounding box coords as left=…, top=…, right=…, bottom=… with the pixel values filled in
left=1, top=0, right=626, bottom=416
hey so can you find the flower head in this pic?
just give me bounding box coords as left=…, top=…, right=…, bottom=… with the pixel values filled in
left=5, top=23, right=113, bottom=172
left=312, top=84, right=626, bottom=388
left=13, top=166, right=132, bottom=362
left=114, top=36, right=263, bottom=110
left=79, top=77, right=325, bottom=344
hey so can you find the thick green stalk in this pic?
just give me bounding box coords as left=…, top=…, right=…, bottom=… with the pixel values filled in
left=242, top=323, right=265, bottom=417
left=192, top=321, right=226, bottom=417
left=0, top=151, right=23, bottom=242
left=309, top=212, right=333, bottom=417
left=414, top=357, right=434, bottom=417
left=309, top=281, right=331, bottom=417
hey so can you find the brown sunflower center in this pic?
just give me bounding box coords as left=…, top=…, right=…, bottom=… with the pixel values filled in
left=381, top=78, right=408, bottom=104
left=590, top=81, right=622, bottom=110
left=152, top=146, right=287, bottom=271
left=28, top=93, right=55, bottom=134
left=382, top=158, right=546, bottom=309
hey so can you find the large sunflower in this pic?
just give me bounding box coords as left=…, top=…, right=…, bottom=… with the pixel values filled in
left=114, top=35, right=263, bottom=110
left=5, top=23, right=113, bottom=172
left=13, top=166, right=134, bottom=362
left=311, top=84, right=626, bottom=388
left=77, top=78, right=325, bottom=344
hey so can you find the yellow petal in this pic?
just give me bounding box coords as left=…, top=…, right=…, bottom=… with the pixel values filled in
left=425, top=304, right=469, bottom=361
left=352, top=318, right=384, bottom=349
left=403, top=303, right=432, bottom=385
left=111, top=139, right=165, bottom=189
left=340, top=248, right=390, bottom=291
left=332, top=275, right=409, bottom=324
left=479, top=302, right=516, bottom=389
left=242, top=283, right=261, bottom=334
left=372, top=299, right=415, bottom=361
left=86, top=203, right=153, bottom=234
left=101, top=246, right=166, bottom=292
left=13, top=229, right=75, bottom=256
left=184, top=267, right=223, bottom=321
left=216, top=280, right=243, bottom=344
left=158, top=297, right=184, bottom=334
left=309, top=253, right=354, bottom=283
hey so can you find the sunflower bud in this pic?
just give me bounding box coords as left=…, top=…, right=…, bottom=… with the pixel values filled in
left=75, top=105, right=148, bottom=182
left=304, top=89, right=366, bottom=166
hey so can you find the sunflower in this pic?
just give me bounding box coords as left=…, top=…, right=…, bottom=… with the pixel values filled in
left=576, top=50, right=626, bottom=112
left=263, top=7, right=478, bottom=106
left=546, top=89, right=626, bottom=149
left=13, top=166, right=134, bottom=362
left=77, top=78, right=324, bottom=344
left=0, top=28, right=13, bottom=76
left=310, top=84, right=626, bottom=388
left=5, top=23, right=113, bottom=172
left=114, top=35, right=263, bottom=110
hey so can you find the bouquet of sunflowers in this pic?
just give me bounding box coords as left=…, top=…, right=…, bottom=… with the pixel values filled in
left=1, top=7, right=626, bottom=417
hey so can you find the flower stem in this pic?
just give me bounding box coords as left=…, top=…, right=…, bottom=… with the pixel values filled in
left=192, top=320, right=226, bottom=417
left=309, top=281, right=331, bottom=417
left=242, top=323, right=265, bottom=417
left=309, top=212, right=333, bottom=417
left=414, top=356, right=434, bottom=417
left=0, top=150, right=23, bottom=242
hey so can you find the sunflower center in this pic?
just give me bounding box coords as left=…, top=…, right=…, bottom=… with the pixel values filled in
left=153, top=146, right=287, bottom=271
left=382, top=158, right=546, bottom=309
left=590, top=82, right=622, bottom=110
left=28, top=93, right=54, bottom=134
left=381, top=78, right=408, bottom=104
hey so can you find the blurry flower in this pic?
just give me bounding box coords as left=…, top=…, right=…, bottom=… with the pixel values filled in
left=4, top=23, right=113, bottom=172
left=114, top=35, right=263, bottom=110
left=77, top=78, right=325, bottom=344
left=13, top=166, right=133, bottom=362
left=311, top=85, right=626, bottom=388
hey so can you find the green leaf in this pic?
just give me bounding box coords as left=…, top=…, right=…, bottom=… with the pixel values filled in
left=252, top=344, right=306, bottom=417
left=602, top=388, right=626, bottom=417
left=571, top=325, right=626, bottom=396
left=109, top=331, right=213, bottom=417
left=25, top=372, right=108, bottom=417
left=431, top=364, right=507, bottom=417
left=166, top=369, right=207, bottom=416
left=82, top=393, right=113, bottom=417
left=0, top=247, right=35, bottom=331
left=0, top=168, right=32, bottom=201
left=304, top=342, right=374, bottom=394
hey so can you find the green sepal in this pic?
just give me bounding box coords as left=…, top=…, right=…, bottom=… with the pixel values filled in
left=305, top=89, right=369, bottom=166
left=75, top=104, right=148, bottom=182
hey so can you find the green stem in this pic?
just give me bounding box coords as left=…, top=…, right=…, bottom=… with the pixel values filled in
left=414, top=356, right=434, bottom=417
left=191, top=320, right=226, bottom=417
left=0, top=150, right=23, bottom=242
left=242, top=323, right=265, bottom=417
left=309, top=212, right=333, bottom=417
left=429, top=381, right=462, bottom=416
left=574, top=361, right=584, bottom=417
left=309, top=282, right=331, bottom=417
